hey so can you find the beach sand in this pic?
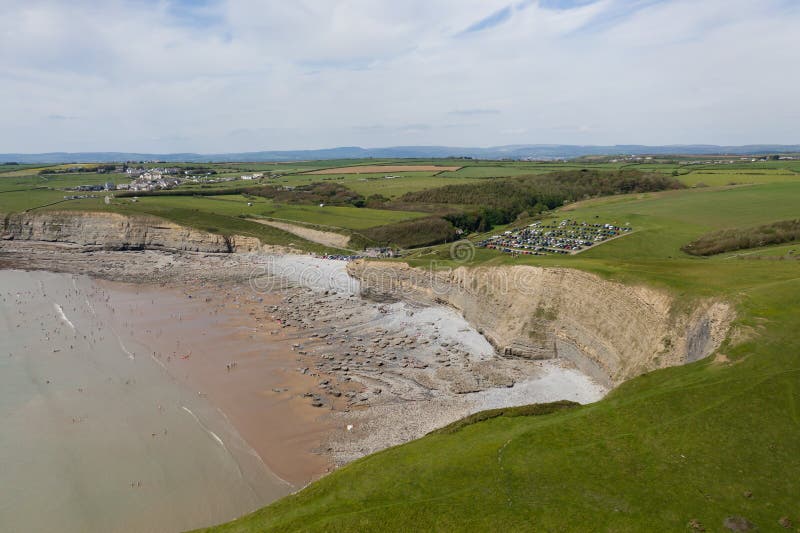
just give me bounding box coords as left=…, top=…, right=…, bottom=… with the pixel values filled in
left=99, top=279, right=336, bottom=487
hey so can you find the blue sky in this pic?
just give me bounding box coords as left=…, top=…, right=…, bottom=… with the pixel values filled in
left=461, top=5, right=515, bottom=34
left=0, top=0, right=797, bottom=152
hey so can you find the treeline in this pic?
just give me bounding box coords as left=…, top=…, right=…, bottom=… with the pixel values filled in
left=402, top=169, right=683, bottom=232
left=243, top=182, right=363, bottom=206
left=360, top=217, right=458, bottom=248
left=682, top=219, right=800, bottom=256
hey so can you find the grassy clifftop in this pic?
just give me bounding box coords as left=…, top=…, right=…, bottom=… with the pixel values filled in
left=200, top=179, right=800, bottom=532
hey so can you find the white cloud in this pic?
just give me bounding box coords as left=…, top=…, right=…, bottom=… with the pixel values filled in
left=0, top=0, right=797, bottom=152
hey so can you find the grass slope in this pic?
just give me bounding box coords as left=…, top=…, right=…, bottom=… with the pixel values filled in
left=201, top=180, right=800, bottom=532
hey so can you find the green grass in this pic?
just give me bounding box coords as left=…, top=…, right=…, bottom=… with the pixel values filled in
left=339, top=174, right=484, bottom=198
left=446, top=166, right=552, bottom=178
left=678, top=170, right=800, bottom=187
left=3, top=159, right=798, bottom=250
left=258, top=203, right=428, bottom=230
left=0, top=172, right=132, bottom=211
left=46, top=192, right=429, bottom=234
left=255, top=171, right=486, bottom=198
left=0, top=172, right=127, bottom=190
left=0, top=163, right=56, bottom=175
left=554, top=183, right=800, bottom=262
left=201, top=177, right=800, bottom=532
left=0, top=189, right=73, bottom=212
left=719, top=242, right=800, bottom=259
left=0, top=163, right=92, bottom=177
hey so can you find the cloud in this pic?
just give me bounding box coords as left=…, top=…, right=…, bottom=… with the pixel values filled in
left=47, top=114, right=79, bottom=121
left=538, top=0, right=601, bottom=10
left=448, top=109, right=502, bottom=116
left=460, top=5, right=514, bottom=34
left=0, top=0, right=797, bottom=152
left=163, top=0, right=227, bottom=29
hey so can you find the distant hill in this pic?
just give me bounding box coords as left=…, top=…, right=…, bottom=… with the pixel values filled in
left=1, top=144, right=799, bottom=164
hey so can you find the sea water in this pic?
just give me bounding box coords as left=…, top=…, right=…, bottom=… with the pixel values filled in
left=0, top=270, right=287, bottom=533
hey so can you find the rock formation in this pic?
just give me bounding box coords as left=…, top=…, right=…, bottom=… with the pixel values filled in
left=1, top=211, right=261, bottom=253
left=348, top=260, right=733, bottom=386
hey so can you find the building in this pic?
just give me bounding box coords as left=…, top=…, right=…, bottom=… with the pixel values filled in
left=241, top=173, right=264, bottom=180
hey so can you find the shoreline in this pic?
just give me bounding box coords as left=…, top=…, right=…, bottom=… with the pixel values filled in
left=0, top=240, right=607, bottom=530
left=96, top=278, right=338, bottom=488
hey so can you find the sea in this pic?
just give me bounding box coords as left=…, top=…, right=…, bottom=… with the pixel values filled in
left=0, top=269, right=287, bottom=533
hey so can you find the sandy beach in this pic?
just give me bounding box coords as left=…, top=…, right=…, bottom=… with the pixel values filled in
left=99, top=279, right=338, bottom=487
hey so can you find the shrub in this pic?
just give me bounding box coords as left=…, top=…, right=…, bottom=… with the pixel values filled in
left=431, top=400, right=580, bottom=435
left=361, top=217, right=458, bottom=248
left=244, top=182, right=364, bottom=206
left=682, top=219, right=800, bottom=256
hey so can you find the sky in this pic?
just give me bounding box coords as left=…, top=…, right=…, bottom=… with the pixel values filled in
left=1, top=0, right=798, bottom=153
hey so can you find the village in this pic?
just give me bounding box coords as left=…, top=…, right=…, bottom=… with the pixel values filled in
left=66, top=166, right=274, bottom=194
left=477, top=219, right=632, bottom=255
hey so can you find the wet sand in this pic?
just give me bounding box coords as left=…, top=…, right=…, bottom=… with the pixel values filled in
left=0, top=271, right=295, bottom=533
left=99, top=280, right=336, bottom=487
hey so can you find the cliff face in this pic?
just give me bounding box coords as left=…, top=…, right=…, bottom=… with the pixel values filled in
left=348, top=261, right=733, bottom=387
left=1, top=211, right=262, bottom=253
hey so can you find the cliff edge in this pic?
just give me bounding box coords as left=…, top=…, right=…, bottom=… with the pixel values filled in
left=1, top=211, right=262, bottom=253
left=348, top=261, right=733, bottom=387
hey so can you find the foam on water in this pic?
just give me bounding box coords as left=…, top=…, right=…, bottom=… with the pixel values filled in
left=53, top=303, right=75, bottom=330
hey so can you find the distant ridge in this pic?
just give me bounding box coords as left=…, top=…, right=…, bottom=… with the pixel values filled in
left=1, top=144, right=799, bottom=164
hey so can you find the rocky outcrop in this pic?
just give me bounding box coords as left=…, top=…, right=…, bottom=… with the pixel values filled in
left=348, top=261, right=734, bottom=387
left=1, top=211, right=262, bottom=253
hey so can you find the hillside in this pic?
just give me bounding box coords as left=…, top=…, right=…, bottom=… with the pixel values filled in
left=197, top=175, right=800, bottom=532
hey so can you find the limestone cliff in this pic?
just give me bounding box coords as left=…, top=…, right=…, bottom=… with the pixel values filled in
left=1, top=211, right=262, bottom=253
left=348, top=261, right=733, bottom=387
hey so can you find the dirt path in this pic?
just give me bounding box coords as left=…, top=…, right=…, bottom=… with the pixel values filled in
left=252, top=218, right=351, bottom=249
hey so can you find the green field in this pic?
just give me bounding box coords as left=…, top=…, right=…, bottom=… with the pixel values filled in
left=3, top=158, right=799, bottom=245
left=187, top=163, right=800, bottom=532
left=98, top=194, right=427, bottom=229
left=0, top=172, right=131, bottom=212
left=679, top=170, right=800, bottom=187
left=258, top=202, right=428, bottom=229
left=340, top=174, right=482, bottom=198
left=719, top=242, right=800, bottom=259
left=446, top=165, right=552, bottom=177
